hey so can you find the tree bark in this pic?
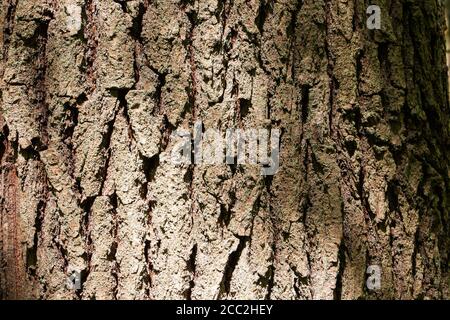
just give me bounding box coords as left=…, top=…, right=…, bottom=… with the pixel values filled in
left=0, top=0, right=448, bottom=300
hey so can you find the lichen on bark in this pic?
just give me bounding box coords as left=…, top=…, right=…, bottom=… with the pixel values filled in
left=0, top=0, right=448, bottom=300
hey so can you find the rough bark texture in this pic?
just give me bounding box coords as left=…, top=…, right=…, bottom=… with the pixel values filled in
left=0, top=0, right=449, bottom=300
left=446, top=0, right=450, bottom=92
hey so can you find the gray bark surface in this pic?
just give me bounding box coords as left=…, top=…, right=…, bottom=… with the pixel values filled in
left=0, top=0, right=449, bottom=299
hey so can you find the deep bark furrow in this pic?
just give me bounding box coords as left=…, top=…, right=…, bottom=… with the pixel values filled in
left=0, top=0, right=448, bottom=300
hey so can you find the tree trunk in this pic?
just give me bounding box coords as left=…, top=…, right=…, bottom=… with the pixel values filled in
left=0, top=0, right=449, bottom=300
left=446, top=0, right=450, bottom=93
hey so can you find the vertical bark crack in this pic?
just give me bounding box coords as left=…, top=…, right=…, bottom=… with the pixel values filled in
left=217, top=236, right=249, bottom=299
